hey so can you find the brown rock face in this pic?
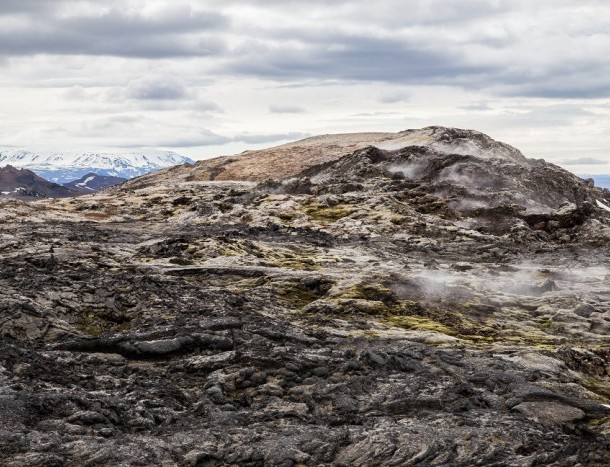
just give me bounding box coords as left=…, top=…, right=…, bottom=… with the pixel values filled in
left=122, top=126, right=528, bottom=188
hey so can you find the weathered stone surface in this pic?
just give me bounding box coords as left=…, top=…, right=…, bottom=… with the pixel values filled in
left=512, top=401, right=586, bottom=425
left=2, top=127, right=610, bottom=465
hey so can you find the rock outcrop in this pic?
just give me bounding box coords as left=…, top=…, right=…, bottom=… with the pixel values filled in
left=2, top=127, right=610, bottom=465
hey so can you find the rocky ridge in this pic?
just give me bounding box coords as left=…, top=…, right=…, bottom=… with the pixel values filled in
left=3, top=127, right=610, bottom=465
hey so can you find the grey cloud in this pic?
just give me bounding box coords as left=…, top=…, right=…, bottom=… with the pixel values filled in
left=234, top=132, right=311, bottom=144
left=214, top=1, right=610, bottom=99
left=490, top=62, right=610, bottom=99
left=0, top=4, right=227, bottom=58
left=123, top=131, right=310, bottom=149
left=352, top=112, right=403, bottom=117
left=269, top=105, right=306, bottom=114
left=499, top=83, right=610, bottom=99
left=560, top=157, right=607, bottom=165
left=63, top=86, right=89, bottom=101
left=61, top=6, right=227, bottom=36
left=458, top=102, right=492, bottom=111
left=151, top=131, right=232, bottom=148
left=492, top=104, right=595, bottom=128
left=226, top=35, right=492, bottom=83
left=74, top=113, right=230, bottom=147
left=0, top=0, right=56, bottom=14
left=0, top=32, right=225, bottom=59
left=380, top=92, right=411, bottom=104
left=3, top=0, right=610, bottom=104
left=126, top=77, right=189, bottom=101
left=135, top=99, right=222, bottom=113
left=188, top=100, right=223, bottom=113
left=210, top=0, right=510, bottom=26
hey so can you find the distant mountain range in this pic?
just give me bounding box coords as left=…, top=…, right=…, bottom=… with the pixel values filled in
left=0, top=166, right=128, bottom=199
left=0, top=149, right=193, bottom=183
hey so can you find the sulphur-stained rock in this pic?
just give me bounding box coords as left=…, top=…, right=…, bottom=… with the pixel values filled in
left=2, top=127, right=610, bottom=465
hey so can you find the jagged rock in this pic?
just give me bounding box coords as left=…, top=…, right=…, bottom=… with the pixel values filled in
left=574, top=303, right=597, bottom=318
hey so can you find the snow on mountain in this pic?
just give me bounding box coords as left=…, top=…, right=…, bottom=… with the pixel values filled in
left=63, top=172, right=127, bottom=192
left=0, top=149, right=193, bottom=183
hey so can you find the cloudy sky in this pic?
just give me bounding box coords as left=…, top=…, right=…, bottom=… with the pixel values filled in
left=1, top=0, right=609, bottom=173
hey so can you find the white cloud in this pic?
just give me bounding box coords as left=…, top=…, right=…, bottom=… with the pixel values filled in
left=0, top=0, right=608, bottom=168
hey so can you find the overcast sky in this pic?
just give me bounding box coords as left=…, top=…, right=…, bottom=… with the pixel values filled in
left=1, top=0, right=609, bottom=173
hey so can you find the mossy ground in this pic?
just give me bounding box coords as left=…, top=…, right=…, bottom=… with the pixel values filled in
left=386, top=315, right=455, bottom=335
left=303, top=202, right=356, bottom=223
left=276, top=282, right=329, bottom=308
left=76, top=310, right=131, bottom=337
left=292, top=282, right=562, bottom=346
left=340, top=283, right=398, bottom=304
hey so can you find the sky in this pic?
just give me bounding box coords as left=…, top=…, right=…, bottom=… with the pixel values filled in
left=1, top=0, right=610, bottom=174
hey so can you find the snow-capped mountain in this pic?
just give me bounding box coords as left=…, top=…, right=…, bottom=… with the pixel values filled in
left=0, top=149, right=193, bottom=183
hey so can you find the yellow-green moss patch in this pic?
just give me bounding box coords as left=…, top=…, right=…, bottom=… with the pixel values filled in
left=75, top=310, right=130, bottom=337
left=386, top=315, right=455, bottom=335
left=303, top=203, right=356, bottom=223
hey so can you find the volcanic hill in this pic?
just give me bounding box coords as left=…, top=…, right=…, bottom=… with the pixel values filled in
left=0, top=165, right=79, bottom=198
left=3, top=127, right=610, bottom=465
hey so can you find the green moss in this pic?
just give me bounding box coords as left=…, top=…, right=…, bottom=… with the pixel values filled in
left=585, top=379, right=610, bottom=401
left=75, top=310, right=130, bottom=337
left=538, top=317, right=553, bottom=330
left=255, top=243, right=322, bottom=271
left=497, top=333, right=557, bottom=349
left=261, top=257, right=320, bottom=271
left=393, top=301, right=423, bottom=315
left=387, top=315, right=455, bottom=335
left=341, top=283, right=398, bottom=304
left=588, top=416, right=610, bottom=428
left=277, top=283, right=326, bottom=308
left=303, top=203, right=355, bottom=223
left=340, top=300, right=388, bottom=315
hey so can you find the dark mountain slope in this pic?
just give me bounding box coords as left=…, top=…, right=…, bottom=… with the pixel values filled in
left=0, top=165, right=81, bottom=198
left=63, top=172, right=127, bottom=192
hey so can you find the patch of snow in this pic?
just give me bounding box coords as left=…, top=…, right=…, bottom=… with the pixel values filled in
left=596, top=199, right=610, bottom=213
left=76, top=176, right=95, bottom=188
